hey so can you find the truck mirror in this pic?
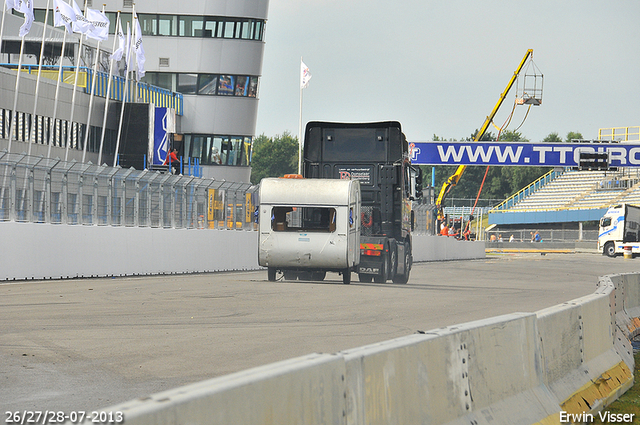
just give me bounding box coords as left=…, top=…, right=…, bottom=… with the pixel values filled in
left=415, top=166, right=423, bottom=186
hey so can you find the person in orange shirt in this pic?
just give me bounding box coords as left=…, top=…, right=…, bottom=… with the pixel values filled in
left=164, top=148, right=181, bottom=174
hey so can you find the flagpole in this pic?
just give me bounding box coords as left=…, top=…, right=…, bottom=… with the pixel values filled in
left=298, top=57, right=303, bottom=174
left=47, top=24, right=67, bottom=158
left=64, top=30, right=84, bottom=161
left=113, top=21, right=132, bottom=167
left=0, top=1, right=8, bottom=64
left=298, top=85, right=303, bottom=173
left=7, top=35, right=26, bottom=153
left=133, top=3, right=137, bottom=104
left=28, top=0, right=51, bottom=156
left=65, top=0, right=90, bottom=161
left=81, top=3, right=105, bottom=162
left=97, top=10, right=120, bottom=165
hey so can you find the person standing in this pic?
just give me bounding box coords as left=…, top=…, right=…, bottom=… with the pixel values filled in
left=164, top=148, right=181, bottom=174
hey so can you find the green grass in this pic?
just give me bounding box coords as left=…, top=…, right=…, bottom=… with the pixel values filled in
left=593, top=350, right=640, bottom=424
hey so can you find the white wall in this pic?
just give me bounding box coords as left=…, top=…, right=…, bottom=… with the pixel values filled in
left=0, top=223, right=483, bottom=281
left=0, top=222, right=258, bottom=280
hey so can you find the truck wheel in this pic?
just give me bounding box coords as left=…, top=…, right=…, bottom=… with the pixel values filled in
left=373, top=255, right=388, bottom=283
left=311, top=271, right=326, bottom=281
left=283, top=271, right=299, bottom=280
left=298, top=271, right=313, bottom=280
left=604, top=242, right=616, bottom=258
left=388, top=248, right=397, bottom=281
left=268, top=267, right=277, bottom=281
left=393, top=249, right=411, bottom=284
left=342, top=270, right=351, bottom=284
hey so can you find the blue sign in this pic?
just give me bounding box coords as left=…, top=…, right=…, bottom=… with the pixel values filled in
left=409, top=141, right=640, bottom=167
left=152, top=107, right=170, bottom=165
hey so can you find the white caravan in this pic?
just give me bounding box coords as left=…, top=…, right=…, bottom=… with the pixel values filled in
left=598, top=203, right=640, bottom=257
left=258, top=177, right=360, bottom=284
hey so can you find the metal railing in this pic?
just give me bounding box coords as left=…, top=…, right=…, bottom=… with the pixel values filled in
left=598, top=126, right=640, bottom=142
left=3, top=64, right=184, bottom=116
left=0, top=151, right=256, bottom=230
left=486, top=228, right=599, bottom=242
left=490, top=169, right=560, bottom=212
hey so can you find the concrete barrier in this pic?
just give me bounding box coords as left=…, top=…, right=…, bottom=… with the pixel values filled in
left=0, top=222, right=483, bottom=280
left=412, top=235, right=485, bottom=262
left=81, top=272, right=640, bottom=425
left=100, top=353, right=347, bottom=425
left=608, top=273, right=640, bottom=339
left=342, top=314, right=559, bottom=425
left=536, top=290, right=633, bottom=417
left=0, top=222, right=259, bottom=280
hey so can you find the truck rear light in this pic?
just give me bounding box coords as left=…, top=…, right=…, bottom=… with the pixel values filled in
left=361, top=249, right=382, bottom=256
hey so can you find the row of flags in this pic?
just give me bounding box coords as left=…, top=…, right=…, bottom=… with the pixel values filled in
left=52, top=0, right=108, bottom=41
left=4, top=0, right=145, bottom=78
left=113, top=12, right=145, bottom=78
left=5, top=0, right=33, bottom=36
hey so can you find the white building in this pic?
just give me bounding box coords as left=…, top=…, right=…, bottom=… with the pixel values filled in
left=0, top=0, right=269, bottom=182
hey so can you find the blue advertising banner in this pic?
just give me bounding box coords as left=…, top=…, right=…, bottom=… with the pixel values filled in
left=408, top=141, right=640, bottom=167
left=152, top=107, right=170, bottom=165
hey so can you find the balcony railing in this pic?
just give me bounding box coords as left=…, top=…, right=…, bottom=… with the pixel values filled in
left=2, top=63, right=183, bottom=116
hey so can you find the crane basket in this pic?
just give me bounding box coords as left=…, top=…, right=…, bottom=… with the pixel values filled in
left=515, top=58, right=543, bottom=105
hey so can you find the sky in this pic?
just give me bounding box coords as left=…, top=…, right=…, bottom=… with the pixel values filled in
left=255, top=0, right=640, bottom=144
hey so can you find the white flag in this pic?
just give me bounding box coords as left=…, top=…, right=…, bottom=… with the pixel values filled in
left=71, top=0, right=94, bottom=35
left=110, top=18, right=125, bottom=61
left=53, top=0, right=75, bottom=34
left=85, top=8, right=109, bottom=41
left=133, top=13, right=146, bottom=80
left=8, top=0, right=34, bottom=37
left=301, top=60, right=311, bottom=89
left=5, top=0, right=17, bottom=11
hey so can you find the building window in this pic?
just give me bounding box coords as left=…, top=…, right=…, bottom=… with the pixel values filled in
left=248, top=77, right=258, bottom=98
left=222, top=21, right=235, bottom=38
left=158, top=15, right=177, bottom=36
left=184, top=134, right=252, bottom=167
left=35, top=10, right=265, bottom=40
left=198, top=74, right=218, bottom=95
left=179, top=15, right=203, bottom=37
left=218, top=76, right=234, bottom=96
left=138, top=14, right=157, bottom=36
left=143, top=73, right=259, bottom=97
left=177, top=74, right=197, bottom=95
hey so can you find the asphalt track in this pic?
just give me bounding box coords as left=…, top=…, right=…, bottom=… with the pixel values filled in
left=2, top=252, right=640, bottom=413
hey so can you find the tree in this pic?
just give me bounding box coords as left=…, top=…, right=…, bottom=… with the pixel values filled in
left=542, top=132, right=562, bottom=143
left=565, top=131, right=583, bottom=142
left=250, top=132, right=299, bottom=184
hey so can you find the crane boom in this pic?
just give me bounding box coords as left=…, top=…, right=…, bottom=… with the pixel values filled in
left=435, top=49, right=534, bottom=222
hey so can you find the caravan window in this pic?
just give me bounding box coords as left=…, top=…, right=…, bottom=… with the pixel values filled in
left=271, top=206, right=336, bottom=232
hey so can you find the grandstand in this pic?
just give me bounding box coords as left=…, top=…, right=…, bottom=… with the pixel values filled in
left=488, top=126, right=640, bottom=229
left=497, top=169, right=640, bottom=211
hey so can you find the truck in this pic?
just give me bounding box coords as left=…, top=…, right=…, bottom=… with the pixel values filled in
left=598, top=203, right=640, bottom=257
left=258, top=177, right=361, bottom=284
left=302, top=121, right=422, bottom=283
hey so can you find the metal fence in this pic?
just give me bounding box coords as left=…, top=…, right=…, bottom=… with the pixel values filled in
left=486, top=228, right=599, bottom=242
left=0, top=151, right=257, bottom=230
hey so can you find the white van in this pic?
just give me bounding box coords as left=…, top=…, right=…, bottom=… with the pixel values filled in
left=258, top=177, right=360, bottom=284
left=598, top=203, right=640, bottom=257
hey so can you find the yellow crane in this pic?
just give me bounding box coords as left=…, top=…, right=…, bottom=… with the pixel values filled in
left=435, top=49, right=541, bottom=224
